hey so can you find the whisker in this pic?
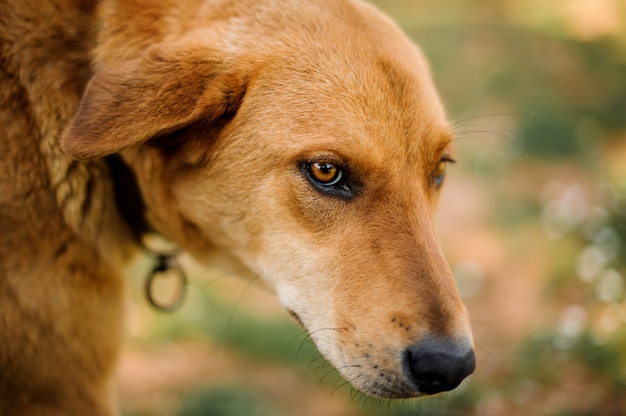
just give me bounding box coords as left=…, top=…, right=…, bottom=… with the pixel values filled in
left=301, top=326, right=346, bottom=352
left=450, top=111, right=534, bottom=127
left=297, top=336, right=314, bottom=353
left=329, top=367, right=367, bottom=395
left=453, top=133, right=517, bottom=146
left=473, top=340, right=493, bottom=357
left=470, top=320, right=496, bottom=356
left=178, top=266, right=252, bottom=309
left=350, top=386, right=360, bottom=402
left=295, top=333, right=313, bottom=358
left=222, top=272, right=262, bottom=332
left=300, top=334, right=343, bottom=353
left=313, top=360, right=333, bottom=372
left=305, top=355, right=329, bottom=376
left=335, top=364, right=363, bottom=370
left=353, top=388, right=379, bottom=412
left=471, top=319, right=495, bottom=330
left=319, top=368, right=339, bottom=386
left=290, top=330, right=310, bottom=345
left=331, top=378, right=351, bottom=396
left=308, top=326, right=347, bottom=336
left=451, top=124, right=515, bottom=141
left=449, top=112, right=534, bottom=152
left=452, top=128, right=518, bottom=148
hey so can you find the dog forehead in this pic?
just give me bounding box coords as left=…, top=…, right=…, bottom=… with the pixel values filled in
left=206, top=0, right=451, bottom=163
left=245, top=54, right=450, bottom=167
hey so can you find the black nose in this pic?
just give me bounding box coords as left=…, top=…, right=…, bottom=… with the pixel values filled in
left=403, top=337, right=475, bottom=395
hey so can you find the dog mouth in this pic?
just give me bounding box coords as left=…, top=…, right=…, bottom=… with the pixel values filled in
left=286, top=309, right=475, bottom=399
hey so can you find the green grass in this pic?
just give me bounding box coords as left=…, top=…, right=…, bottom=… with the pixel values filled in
left=177, top=386, right=278, bottom=416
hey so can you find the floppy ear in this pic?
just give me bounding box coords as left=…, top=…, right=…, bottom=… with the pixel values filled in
left=61, top=46, right=247, bottom=159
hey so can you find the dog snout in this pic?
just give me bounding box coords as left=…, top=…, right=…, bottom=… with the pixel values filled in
left=403, top=337, right=475, bottom=395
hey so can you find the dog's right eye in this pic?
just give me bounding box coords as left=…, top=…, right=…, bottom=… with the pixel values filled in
left=308, top=161, right=343, bottom=186
left=303, top=160, right=353, bottom=199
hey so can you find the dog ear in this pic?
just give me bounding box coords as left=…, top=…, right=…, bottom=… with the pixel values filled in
left=61, top=46, right=247, bottom=159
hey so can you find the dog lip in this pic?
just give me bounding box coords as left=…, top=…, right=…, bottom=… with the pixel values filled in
left=286, top=309, right=305, bottom=328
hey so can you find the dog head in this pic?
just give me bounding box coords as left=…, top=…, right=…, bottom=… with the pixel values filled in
left=62, top=0, right=474, bottom=398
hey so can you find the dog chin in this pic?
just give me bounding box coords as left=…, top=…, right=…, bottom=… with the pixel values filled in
left=301, top=322, right=426, bottom=399
left=282, top=306, right=416, bottom=399
left=283, top=301, right=474, bottom=399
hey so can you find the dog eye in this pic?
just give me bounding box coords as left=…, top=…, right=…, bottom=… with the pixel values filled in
left=433, top=156, right=455, bottom=188
left=308, top=161, right=344, bottom=186
left=303, top=160, right=354, bottom=199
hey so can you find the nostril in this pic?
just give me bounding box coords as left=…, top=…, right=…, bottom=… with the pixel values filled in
left=403, top=337, right=475, bottom=395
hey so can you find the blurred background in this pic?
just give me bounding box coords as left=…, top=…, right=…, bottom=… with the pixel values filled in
left=118, top=0, right=626, bottom=415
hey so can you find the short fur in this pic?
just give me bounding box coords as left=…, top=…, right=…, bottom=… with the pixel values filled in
left=0, top=0, right=474, bottom=414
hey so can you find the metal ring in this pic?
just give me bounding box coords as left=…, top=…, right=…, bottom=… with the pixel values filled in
left=144, top=254, right=187, bottom=313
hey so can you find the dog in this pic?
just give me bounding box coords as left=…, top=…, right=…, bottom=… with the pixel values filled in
left=0, top=0, right=475, bottom=414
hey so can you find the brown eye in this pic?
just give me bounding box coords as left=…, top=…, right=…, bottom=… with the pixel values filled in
left=308, top=161, right=343, bottom=186
left=302, top=158, right=354, bottom=199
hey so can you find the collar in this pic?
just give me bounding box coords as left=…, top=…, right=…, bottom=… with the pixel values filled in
left=106, top=155, right=187, bottom=312
left=106, top=155, right=151, bottom=242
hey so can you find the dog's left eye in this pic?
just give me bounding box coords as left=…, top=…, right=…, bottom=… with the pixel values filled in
left=433, top=157, right=455, bottom=188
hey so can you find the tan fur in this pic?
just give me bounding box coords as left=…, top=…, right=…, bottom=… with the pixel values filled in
left=0, top=0, right=473, bottom=413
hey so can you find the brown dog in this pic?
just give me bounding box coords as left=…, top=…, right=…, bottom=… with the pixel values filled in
left=0, top=0, right=474, bottom=414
